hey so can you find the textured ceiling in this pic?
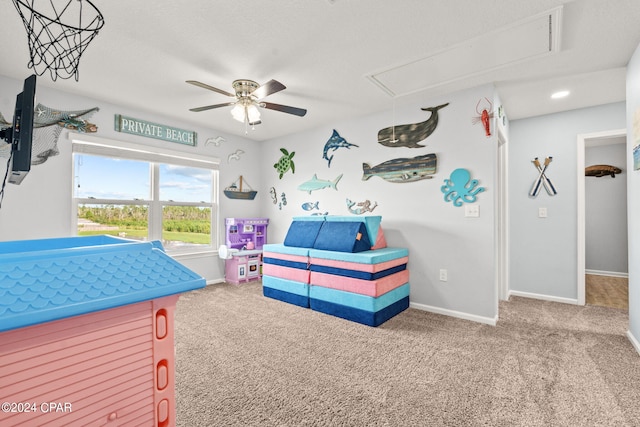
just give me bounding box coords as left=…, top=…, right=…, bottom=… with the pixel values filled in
left=0, top=0, right=639, bottom=141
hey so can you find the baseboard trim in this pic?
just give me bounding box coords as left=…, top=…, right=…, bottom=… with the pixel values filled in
left=206, top=278, right=226, bottom=286
left=410, top=302, right=497, bottom=326
left=508, top=290, right=579, bottom=305
left=586, top=269, right=628, bottom=278
left=626, top=330, right=640, bottom=356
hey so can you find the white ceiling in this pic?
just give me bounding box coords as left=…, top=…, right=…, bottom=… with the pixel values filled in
left=1, top=0, right=639, bottom=142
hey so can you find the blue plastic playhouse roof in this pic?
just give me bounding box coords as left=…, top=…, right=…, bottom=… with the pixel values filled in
left=0, top=235, right=205, bottom=333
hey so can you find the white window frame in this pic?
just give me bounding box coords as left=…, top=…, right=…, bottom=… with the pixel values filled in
left=69, top=132, right=220, bottom=255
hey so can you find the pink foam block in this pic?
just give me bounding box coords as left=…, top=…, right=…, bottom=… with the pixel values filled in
left=262, top=263, right=311, bottom=284
left=371, top=225, right=387, bottom=250
left=310, top=269, right=409, bottom=297
left=309, top=256, right=408, bottom=273
left=0, top=295, right=178, bottom=427
left=263, top=251, right=308, bottom=264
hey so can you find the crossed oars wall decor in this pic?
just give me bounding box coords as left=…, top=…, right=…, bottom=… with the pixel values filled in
left=529, top=156, right=557, bottom=197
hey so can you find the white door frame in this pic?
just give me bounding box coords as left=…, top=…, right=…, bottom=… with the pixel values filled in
left=576, top=128, right=626, bottom=305
left=497, top=129, right=509, bottom=301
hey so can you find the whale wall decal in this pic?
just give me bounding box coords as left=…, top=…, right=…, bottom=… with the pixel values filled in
left=377, top=103, right=449, bottom=148
left=362, top=153, right=437, bottom=183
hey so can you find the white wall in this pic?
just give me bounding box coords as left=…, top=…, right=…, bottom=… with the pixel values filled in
left=585, top=142, right=628, bottom=275
left=626, top=42, right=640, bottom=349
left=0, top=74, right=263, bottom=283
left=260, top=84, right=500, bottom=324
left=509, top=102, right=626, bottom=302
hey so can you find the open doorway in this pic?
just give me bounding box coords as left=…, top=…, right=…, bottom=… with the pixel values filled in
left=577, top=128, right=627, bottom=308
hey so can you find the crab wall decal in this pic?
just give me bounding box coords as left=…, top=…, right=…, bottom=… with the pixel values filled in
left=441, top=168, right=485, bottom=206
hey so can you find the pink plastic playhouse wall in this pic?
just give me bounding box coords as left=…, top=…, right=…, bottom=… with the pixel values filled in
left=0, top=296, right=178, bottom=426
left=0, top=235, right=204, bottom=427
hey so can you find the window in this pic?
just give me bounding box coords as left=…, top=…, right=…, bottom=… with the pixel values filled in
left=72, top=135, right=219, bottom=254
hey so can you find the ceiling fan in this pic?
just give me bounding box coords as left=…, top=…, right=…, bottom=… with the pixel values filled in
left=186, top=79, right=307, bottom=131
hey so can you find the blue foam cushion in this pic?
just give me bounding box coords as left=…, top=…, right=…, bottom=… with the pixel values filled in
left=262, top=244, right=310, bottom=257
left=313, top=221, right=371, bottom=253
left=292, top=216, right=327, bottom=222
left=310, top=263, right=407, bottom=280
left=324, top=216, right=382, bottom=247
left=262, top=276, right=310, bottom=297
left=263, top=287, right=310, bottom=308
left=309, top=283, right=409, bottom=312
left=284, top=221, right=324, bottom=248
left=310, top=296, right=409, bottom=327
left=263, top=257, right=308, bottom=270
left=308, top=247, right=409, bottom=263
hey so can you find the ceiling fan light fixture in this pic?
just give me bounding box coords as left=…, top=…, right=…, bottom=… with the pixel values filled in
left=246, top=103, right=261, bottom=123
left=187, top=78, right=306, bottom=129
left=231, top=103, right=246, bottom=122
left=230, top=101, right=261, bottom=123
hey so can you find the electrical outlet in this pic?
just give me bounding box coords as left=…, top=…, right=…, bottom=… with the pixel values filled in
left=439, top=269, right=448, bottom=282
left=539, top=207, right=548, bottom=218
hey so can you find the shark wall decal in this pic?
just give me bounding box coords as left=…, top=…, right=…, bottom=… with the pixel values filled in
left=297, top=173, right=343, bottom=194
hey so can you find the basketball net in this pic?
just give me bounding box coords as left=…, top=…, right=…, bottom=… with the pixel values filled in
left=11, top=0, right=105, bottom=81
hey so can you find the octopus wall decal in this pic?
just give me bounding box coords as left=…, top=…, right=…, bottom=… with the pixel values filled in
left=441, top=168, right=485, bottom=206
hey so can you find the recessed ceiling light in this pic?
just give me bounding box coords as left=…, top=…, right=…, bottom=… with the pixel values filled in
left=551, top=90, right=570, bottom=99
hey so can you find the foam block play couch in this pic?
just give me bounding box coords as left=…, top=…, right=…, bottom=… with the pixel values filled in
left=262, top=216, right=409, bottom=327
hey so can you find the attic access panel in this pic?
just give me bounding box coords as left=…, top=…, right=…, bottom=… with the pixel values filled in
left=367, top=6, right=563, bottom=97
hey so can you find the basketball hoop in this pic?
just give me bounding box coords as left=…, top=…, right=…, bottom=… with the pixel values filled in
left=11, top=0, right=105, bottom=81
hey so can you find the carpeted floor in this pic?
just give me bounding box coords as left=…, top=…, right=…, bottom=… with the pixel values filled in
left=174, top=282, right=640, bottom=427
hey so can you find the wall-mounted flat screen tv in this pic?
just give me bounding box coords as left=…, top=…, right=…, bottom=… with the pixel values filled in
left=8, top=74, right=37, bottom=185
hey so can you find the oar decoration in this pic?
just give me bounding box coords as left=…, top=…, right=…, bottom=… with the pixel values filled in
left=529, top=157, right=557, bottom=197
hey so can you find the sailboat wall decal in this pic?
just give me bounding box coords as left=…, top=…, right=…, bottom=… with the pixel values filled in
left=223, top=176, right=257, bottom=200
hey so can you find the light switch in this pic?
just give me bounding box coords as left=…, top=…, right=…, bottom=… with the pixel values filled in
left=464, top=204, right=480, bottom=217
left=539, top=207, right=548, bottom=218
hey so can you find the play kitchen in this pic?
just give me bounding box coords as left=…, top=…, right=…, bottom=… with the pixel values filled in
left=220, top=218, right=269, bottom=284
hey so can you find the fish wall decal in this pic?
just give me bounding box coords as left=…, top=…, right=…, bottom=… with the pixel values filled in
left=298, top=173, right=343, bottom=194
left=323, top=129, right=358, bottom=167
left=377, top=103, right=449, bottom=148
left=585, top=164, right=622, bottom=177
left=362, top=153, right=437, bottom=183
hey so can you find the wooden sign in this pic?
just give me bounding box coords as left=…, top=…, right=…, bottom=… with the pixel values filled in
left=114, top=114, right=197, bottom=146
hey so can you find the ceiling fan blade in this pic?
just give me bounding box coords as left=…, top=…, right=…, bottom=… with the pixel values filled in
left=189, top=102, right=235, bottom=112
left=186, top=80, right=234, bottom=97
left=252, top=79, right=286, bottom=99
left=262, top=102, right=307, bottom=117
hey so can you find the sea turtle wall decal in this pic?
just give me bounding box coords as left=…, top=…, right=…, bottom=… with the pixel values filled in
left=274, top=148, right=295, bottom=179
